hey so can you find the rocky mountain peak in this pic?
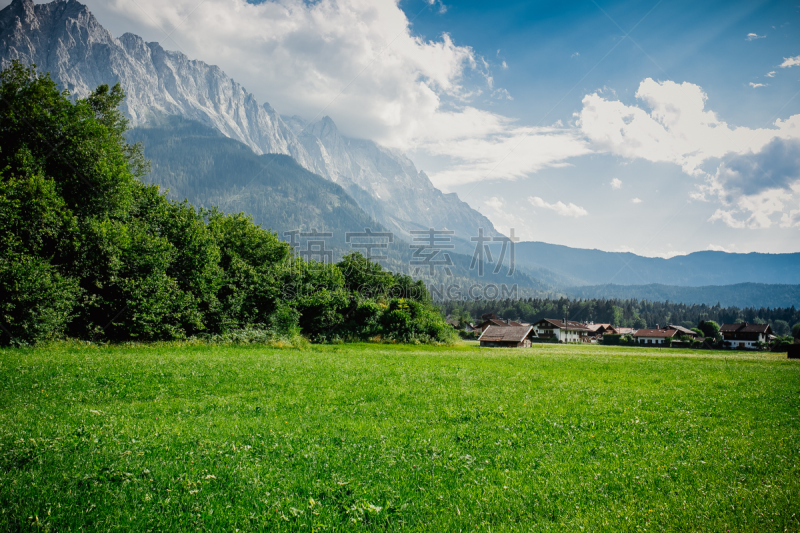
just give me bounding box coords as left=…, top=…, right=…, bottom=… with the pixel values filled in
left=0, top=0, right=501, bottom=246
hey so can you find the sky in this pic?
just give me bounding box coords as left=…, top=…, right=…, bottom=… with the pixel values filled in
left=8, top=0, right=800, bottom=256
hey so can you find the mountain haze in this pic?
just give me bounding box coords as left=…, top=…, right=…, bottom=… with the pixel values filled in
left=515, top=242, right=800, bottom=287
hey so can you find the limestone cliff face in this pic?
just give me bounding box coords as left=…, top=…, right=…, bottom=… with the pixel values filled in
left=0, top=0, right=311, bottom=165
left=0, top=0, right=499, bottom=243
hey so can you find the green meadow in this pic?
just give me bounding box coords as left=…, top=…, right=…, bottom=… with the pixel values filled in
left=1, top=343, right=798, bottom=532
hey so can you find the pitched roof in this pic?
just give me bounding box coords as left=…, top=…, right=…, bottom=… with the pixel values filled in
left=586, top=323, right=612, bottom=333
left=479, top=325, right=534, bottom=343
left=612, top=327, right=637, bottom=335
left=534, top=318, right=591, bottom=332
left=481, top=318, right=524, bottom=328
left=634, top=328, right=679, bottom=338
left=720, top=323, right=772, bottom=334
left=665, top=325, right=698, bottom=336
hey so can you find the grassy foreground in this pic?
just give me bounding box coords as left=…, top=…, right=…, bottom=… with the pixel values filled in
left=1, top=343, right=799, bottom=532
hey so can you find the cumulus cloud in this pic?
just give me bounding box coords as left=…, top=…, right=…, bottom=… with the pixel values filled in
left=85, top=0, right=592, bottom=192
left=610, top=178, right=622, bottom=189
left=749, top=82, right=768, bottom=88
left=780, top=56, right=800, bottom=68
left=528, top=196, right=588, bottom=218
left=703, top=139, right=800, bottom=228
left=709, top=188, right=795, bottom=229
left=766, top=71, right=776, bottom=77
left=577, top=78, right=800, bottom=178
left=713, top=138, right=800, bottom=199
left=95, top=0, right=489, bottom=150
left=631, top=198, right=642, bottom=204
left=745, top=33, right=765, bottom=41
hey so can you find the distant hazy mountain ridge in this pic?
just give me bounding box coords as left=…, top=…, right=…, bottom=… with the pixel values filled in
left=515, top=242, right=800, bottom=287
left=0, top=0, right=499, bottom=245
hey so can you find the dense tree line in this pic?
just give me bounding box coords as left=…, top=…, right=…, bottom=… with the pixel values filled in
left=441, top=297, right=800, bottom=336
left=0, top=63, right=455, bottom=346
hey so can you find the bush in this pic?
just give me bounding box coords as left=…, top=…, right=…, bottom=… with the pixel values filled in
left=0, top=255, right=80, bottom=346
left=602, top=334, right=622, bottom=346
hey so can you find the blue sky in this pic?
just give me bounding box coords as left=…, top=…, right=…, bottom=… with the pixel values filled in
left=406, top=0, right=799, bottom=128
left=401, top=0, right=800, bottom=256
left=9, top=0, right=800, bottom=256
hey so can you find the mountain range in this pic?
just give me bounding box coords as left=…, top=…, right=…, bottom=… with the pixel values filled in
left=0, top=0, right=498, bottom=249
left=1, top=0, right=799, bottom=308
left=514, top=242, right=800, bottom=287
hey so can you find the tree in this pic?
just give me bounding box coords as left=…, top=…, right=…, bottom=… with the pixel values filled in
left=773, top=320, right=790, bottom=336
left=793, top=323, right=800, bottom=340
left=612, top=305, right=624, bottom=326
left=698, top=320, right=721, bottom=340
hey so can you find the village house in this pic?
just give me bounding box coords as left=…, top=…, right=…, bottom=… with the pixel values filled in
left=478, top=325, right=536, bottom=348
left=585, top=323, right=613, bottom=338
left=633, top=328, right=680, bottom=346
left=532, top=318, right=591, bottom=343
left=720, top=323, right=772, bottom=349
left=610, top=327, right=637, bottom=336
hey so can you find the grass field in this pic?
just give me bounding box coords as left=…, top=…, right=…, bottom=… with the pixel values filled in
left=1, top=343, right=799, bottom=532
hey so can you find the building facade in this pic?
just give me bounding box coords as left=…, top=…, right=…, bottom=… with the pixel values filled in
left=532, top=319, right=591, bottom=343
left=720, top=323, right=772, bottom=349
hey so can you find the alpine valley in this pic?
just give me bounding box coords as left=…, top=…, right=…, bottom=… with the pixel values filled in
left=2, top=0, right=799, bottom=307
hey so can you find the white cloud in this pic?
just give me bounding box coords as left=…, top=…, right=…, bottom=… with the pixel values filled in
left=571, top=52, right=580, bottom=58
left=749, top=82, right=768, bottom=88
left=427, top=124, right=592, bottom=189
left=479, top=196, right=528, bottom=237
left=484, top=196, right=503, bottom=210
left=577, top=78, right=800, bottom=178
left=704, top=138, right=800, bottom=228
left=745, top=33, right=765, bottom=41
left=96, top=0, right=493, bottom=151
left=610, top=178, right=622, bottom=189
left=780, top=56, right=800, bottom=68
left=766, top=71, right=776, bottom=77
left=707, top=244, right=732, bottom=252
left=87, top=0, right=593, bottom=193
left=709, top=209, right=746, bottom=228
left=709, top=187, right=798, bottom=229
left=528, top=196, right=588, bottom=218
left=631, top=198, right=642, bottom=204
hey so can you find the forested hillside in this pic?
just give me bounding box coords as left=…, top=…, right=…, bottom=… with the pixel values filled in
left=127, top=116, right=387, bottom=253
left=565, top=283, right=800, bottom=308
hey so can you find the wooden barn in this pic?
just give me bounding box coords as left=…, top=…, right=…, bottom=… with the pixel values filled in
left=478, top=325, right=535, bottom=348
